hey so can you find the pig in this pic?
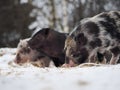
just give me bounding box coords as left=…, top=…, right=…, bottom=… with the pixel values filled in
left=28, top=28, right=67, bottom=67
left=64, top=11, right=120, bottom=67
left=14, top=38, right=53, bottom=67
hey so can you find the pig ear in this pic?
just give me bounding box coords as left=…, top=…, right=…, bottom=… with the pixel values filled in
left=75, top=33, right=84, bottom=41
left=75, top=33, right=87, bottom=45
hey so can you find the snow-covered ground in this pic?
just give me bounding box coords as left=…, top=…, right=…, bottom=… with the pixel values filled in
left=0, top=48, right=120, bottom=90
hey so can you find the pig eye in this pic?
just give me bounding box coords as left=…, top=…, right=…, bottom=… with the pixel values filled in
left=20, top=50, right=24, bottom=54
left=71, top=54, right=76, bottom=57
left=72, top=53, right=80, bottom=57
left=20, top=45, right=22, bottom=48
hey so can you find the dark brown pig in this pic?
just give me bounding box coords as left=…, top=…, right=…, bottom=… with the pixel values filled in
left=28, top=28, right=68, bottom=67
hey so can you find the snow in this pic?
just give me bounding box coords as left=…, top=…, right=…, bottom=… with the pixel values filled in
left=0, top=48, right=120, bottom=90
left=20, top=0, right=28, bottom=4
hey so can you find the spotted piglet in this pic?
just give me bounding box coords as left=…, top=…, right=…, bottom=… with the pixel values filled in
left=14, top=38, right=54, bottom=67
left=64, top=11, right=120, bottom=67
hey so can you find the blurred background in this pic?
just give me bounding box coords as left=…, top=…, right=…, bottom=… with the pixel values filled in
left=0, top=0, right=120, bottom=47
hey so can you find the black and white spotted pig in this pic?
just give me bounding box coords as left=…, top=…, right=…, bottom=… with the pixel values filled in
left=64, top=11, right=120, bottom=67
left=14, top=38, right=53, bottom=67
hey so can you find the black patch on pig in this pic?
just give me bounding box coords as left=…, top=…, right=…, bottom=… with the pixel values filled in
left=89, top=38, right=102, bottom=49
left=84, top=21, right=100, bottom=36
left=110, top=46, right=120, bottom=56
left=75, top=33, right=88, bottom=46
left=114, top=11, right=120, bottom=18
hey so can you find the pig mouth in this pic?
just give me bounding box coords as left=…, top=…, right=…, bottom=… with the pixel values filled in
left=14, top=57, right=29, bottom=65
left=62, top=59, right=77, bottom=67
left=64, top=56, right=78, bottom=67
left=64, top=55, right=83, bottom=67
left=68, top=59, right=77, bottom=67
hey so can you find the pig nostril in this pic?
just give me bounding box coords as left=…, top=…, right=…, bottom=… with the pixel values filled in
left=14, top=59, right=19, bottom=64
